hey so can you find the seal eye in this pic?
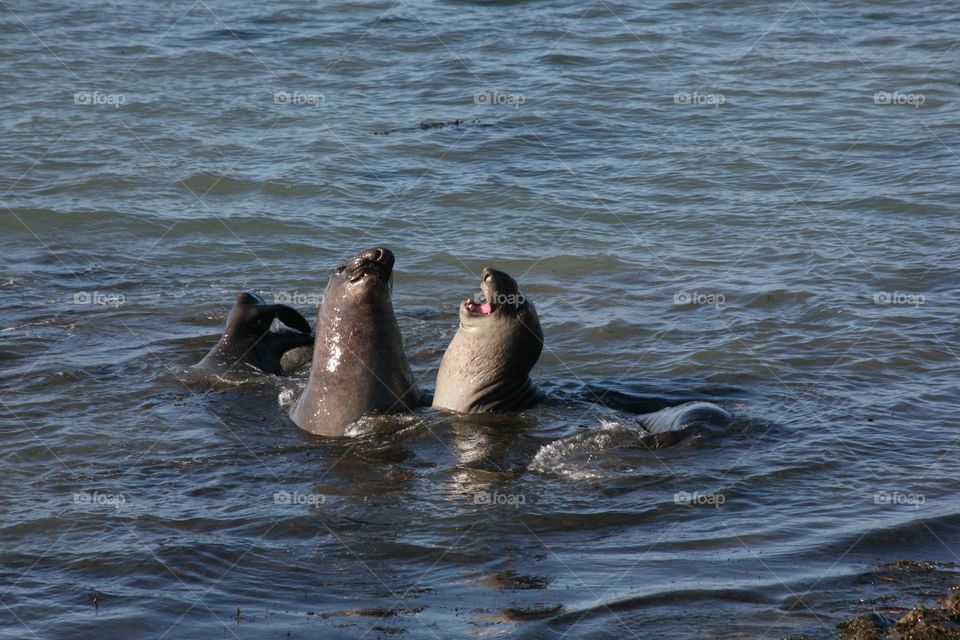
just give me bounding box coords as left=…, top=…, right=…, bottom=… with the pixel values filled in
left=335, top=266, right=346, bottom=275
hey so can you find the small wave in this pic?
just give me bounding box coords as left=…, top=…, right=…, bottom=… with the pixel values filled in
left=529, top=421, right=638, bottom=480
left=177, top=172, right=262, bottom=196
left=344, top=413, right=422, bottom=438
left=195, top=28, right=266, bottom=40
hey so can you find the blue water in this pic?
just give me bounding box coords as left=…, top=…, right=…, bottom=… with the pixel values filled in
left=2, top=1, right=959, bottom=638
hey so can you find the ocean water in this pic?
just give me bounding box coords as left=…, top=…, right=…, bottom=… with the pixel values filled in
left=1, top=1, right=959, bottom=638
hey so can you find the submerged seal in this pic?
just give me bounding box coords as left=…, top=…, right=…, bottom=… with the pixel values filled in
left=433, top=267, right=543, bottom=413
left=194, top=292, right=314, bottom=376
left=636, top=401, right=731, bottom=433
left=290, top=247, right=420, bottom=436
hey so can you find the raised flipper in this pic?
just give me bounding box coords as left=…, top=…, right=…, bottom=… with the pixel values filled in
left=636, top=401, right=731, bottom=434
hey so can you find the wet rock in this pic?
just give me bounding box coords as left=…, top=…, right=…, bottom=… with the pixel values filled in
left=837, top=612, right=896, bottom=640
left=893, top=605, right=960, bottom=638
left=837, top=586, right=960, bottom=639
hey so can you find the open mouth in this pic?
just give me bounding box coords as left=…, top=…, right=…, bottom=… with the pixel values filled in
left=464, top=290, right=494, bottom=316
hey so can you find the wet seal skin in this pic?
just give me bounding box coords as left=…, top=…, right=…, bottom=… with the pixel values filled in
left=433, top=267, right=543, bottom=413
left=193, top=292, right=314, bottom=376
left=635, top=401, right=733, bottom=435
left=290, top=247, right=420, bottom=436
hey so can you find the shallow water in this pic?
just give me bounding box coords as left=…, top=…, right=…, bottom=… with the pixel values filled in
left=2, top=1, right=959, bottom=638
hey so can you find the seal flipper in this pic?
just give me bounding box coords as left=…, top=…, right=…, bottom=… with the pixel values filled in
left=262, top=312, right=314, bottom=375
left=192, top=294, right=314, bottom=378
left=636, top=401, right=731, bottom=434
left=258, top=304, right=312, bottom=335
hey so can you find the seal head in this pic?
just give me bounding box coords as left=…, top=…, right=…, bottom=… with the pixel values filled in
left=433, top=267, right=543, bottom=413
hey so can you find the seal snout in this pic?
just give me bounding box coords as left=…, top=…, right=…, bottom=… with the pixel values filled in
left=362, top=247, right=393, bottom=267
left=346, top=246, right=394, bottom=283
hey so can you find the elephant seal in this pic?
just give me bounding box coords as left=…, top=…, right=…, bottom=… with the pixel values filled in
left=433, top=267, right=543, bottom=413
left=194, top=292, right=314, bottom=376
left=290, top=247, right=420, bottom=436
left=636, top=401, right=731, bottom=434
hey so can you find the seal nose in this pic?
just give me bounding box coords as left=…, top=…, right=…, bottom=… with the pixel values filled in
left=482, top=267, right=494, bottom=282
left=362, top=247, right=393, bottom=266
left=235, top=292, right=263, bottom=306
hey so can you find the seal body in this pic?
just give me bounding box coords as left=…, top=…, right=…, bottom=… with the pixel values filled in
left=194, top=292, right=314, bottom=376
left=433, top=267, right=543, bottom=413
left=636, top=401, right=731, bottom=433
left=290, top=247, right=420, bottom=436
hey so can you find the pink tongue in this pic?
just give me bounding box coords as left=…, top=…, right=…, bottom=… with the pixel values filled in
left=478, top=303, right=492, bottom=314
